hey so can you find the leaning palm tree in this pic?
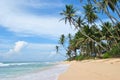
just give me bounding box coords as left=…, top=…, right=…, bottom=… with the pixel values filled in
left=93, top=0, right=119, bottom=24
left=101, top=22, right=119, bottom=49
left=100, top=0, right=120, bottom=17
left=80, top=0, right=120, bottom=47
left=81, top=4, right=107, bottom=50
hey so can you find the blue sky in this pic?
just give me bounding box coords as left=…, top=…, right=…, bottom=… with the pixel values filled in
left=0, top=0, right=119, bottom=62
left=0, top=0, right=79, bottom=62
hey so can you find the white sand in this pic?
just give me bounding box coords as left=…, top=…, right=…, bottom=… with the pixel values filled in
left=58, top=58, right=120, bottom=80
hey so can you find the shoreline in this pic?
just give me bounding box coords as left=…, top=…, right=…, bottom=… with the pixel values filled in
left=0, top=62, right=69, bottom=80
left=58, top=58, right=120, bottom=80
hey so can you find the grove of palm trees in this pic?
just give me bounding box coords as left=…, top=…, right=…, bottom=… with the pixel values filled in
left=57, top=0, right=120, bottom=61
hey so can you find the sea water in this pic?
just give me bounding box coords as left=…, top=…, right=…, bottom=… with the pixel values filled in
left=0, top=61, right=69, bottom=80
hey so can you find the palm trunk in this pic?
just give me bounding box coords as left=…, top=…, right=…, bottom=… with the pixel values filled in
left=98, top=18, right=119, bottom=48
left=107, top=39, right=111, bottom=50
left=80, top=30, right=107, bottom=50
left=74, top=49, right=77, bottom=57
left=71, top=19, right=107, bottom=51
left=94, top=1, right=120, bottom=42
left=96, top=45, right=102, bottom=57
left=93, top=0, right=119, bottom=23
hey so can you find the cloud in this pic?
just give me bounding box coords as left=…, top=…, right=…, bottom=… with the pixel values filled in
left=13, top=41, right=28, bottom=52
left=23, top=0, right=64, bottom=9
left=0, top=40, right=66, bottom=61
left=0, top=0, right=75, bottom=39
left=4, top=41, right=28, bottom=57
left=0, top=0, right=71, bottom=61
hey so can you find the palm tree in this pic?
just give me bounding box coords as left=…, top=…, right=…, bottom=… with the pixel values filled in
left=73, top=30, right=87, bottom=55
left=76, top=17, right=86, bottom=29
left=68, top=33, right=72, bottom=44
left=55, top=45, right=67, bottom=58
left=113, top=23, right=120, bottom=41
left=83, top=4, right=98, bottom=25
left=66, top=49, right=72, bottom=60
left=74, top=25, right=100, bottom=56
left=69, top=39, right=78, bottom=57
left=55, top=45, right=59, bottom=53
left=59, top=34, right=65, bottom=47
left=101, top=22, right=119, bottom=49
left=60, top=5, right=77, bottom=25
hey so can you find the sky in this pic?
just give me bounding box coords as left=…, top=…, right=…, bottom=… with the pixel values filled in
left=0, top=0, right=118, bottom=62
left=0, top=0, right=80, bottom=62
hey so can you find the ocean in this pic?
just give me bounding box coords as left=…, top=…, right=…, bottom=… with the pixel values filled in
left=0, top=61, right=69, bottom=80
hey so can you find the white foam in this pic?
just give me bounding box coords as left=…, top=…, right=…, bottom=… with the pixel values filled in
left=0, top=63, right=10, bottom=67
left=0, top=64, right=69, bottom=80
left=0, top=62, right=39, bottom=67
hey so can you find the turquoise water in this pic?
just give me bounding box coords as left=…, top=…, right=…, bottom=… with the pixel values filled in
left=0, top=62, right=56, bottom=78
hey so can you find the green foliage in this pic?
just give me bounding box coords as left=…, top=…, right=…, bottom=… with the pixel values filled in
left=108, top=46, right=120, bottom=57
left=103, top=52, right=112, bottom=59
left=103, top=45, right=120, bottom=58
left=58, top=0, right=120, bottom=61
left=75, top=55, right=85, bottom=60
left=75, top=54, right=95, bottom=61
left=59, top=34, right=65, bottom=45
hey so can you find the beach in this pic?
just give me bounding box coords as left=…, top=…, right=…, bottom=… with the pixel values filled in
left=0, top=59, right=120, bottom=80
left=58, top=58, right=120, bottom=80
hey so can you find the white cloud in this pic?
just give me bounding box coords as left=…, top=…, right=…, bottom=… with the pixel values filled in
left=23, top=0, right=64, bottom=9
left=13, top=41, right=28, bottom=52
left=4, top=41, right=28, bottom=57
left=0, top=40, right=66, bottom=61
left=0, top=0, right=75, bottom=39
left=0, top=0, right=71, bottom=61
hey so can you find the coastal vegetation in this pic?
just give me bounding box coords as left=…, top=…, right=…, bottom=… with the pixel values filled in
left=56, top=0, right=120, bottom=61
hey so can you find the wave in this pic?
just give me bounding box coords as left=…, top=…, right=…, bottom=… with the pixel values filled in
left=0, top=62, right=56, bottom=67
left=0, top=62, right=38, bottom=67
left=0, top=63, right=10, bottom=67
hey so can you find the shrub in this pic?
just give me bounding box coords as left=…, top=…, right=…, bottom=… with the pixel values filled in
left=75, top=55, right=85, bottom=60
left=103, top=45, right=120, bottom=58
left=109, top=46, right=120, bottom=57
left=75, top=54, right=94, bottom=60
left=103, top=52, right=111, bottom=59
